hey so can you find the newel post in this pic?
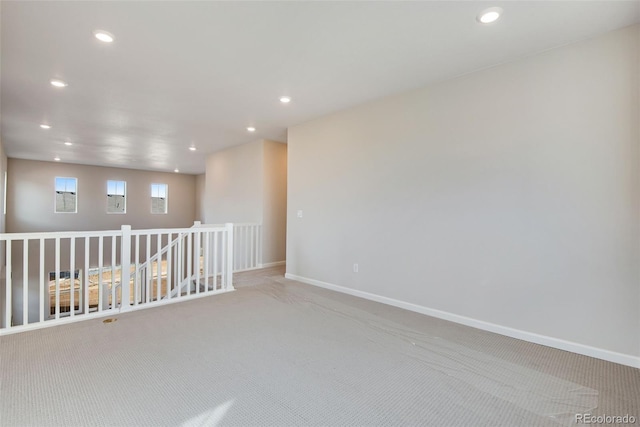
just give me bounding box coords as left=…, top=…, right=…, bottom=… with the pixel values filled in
left=225, top=223, right=234, bottom=290
left=120, top=225, right=132, bottom=310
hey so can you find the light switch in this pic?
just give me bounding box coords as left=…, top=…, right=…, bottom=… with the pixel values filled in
left=297, top=210, right=303, bottom=218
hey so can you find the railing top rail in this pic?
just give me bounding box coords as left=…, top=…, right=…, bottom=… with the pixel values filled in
left=130, top=225, right=227, bottom=236
left=0, top=225, right=229, bottom=241
left=0, top=229, right=122, bottom=241
left=196, top=222, right=261, bottom=227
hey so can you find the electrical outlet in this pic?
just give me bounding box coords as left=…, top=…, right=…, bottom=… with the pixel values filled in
left=353, top=263, right=359, bottom=273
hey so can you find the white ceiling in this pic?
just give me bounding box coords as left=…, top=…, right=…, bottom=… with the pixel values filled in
left=2, top=1, right=639, bottom=175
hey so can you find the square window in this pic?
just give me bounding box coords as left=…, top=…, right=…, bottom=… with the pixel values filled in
left=55, top=177, right=77, bottom=213
left=107, top=180, right=126, bottom=214
left=151, top=183, right=168, bottom=214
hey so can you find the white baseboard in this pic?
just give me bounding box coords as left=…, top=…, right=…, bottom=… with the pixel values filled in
left=233, top=261, right=285, bottom=274
left=284, top=273, right=640, bottom=369
left=259, top=261, right=286, bottom=268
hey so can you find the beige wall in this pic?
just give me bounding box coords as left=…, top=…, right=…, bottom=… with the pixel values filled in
left=0, top=138, right=7, bottom=321
left=263, top=141, right=287, bottom=265
left=7, top=159, right=197, bottom=232
left=195, top=173, right=206, bottom=222
left=287, top=25, right=640, bottom=361
left=204, top=139, right=287, bottom=264
left=0, top=139, right=7, bottom=235
left=204, top=140, right=263, bottom=224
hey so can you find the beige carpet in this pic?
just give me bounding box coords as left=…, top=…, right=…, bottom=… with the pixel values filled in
left=1, top=266, right=638, bottom=426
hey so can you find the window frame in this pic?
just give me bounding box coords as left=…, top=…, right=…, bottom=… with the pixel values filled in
left=106, top=180, right=127, bottom=214
left=150, top=183, right=168, bottom=214
left=54, top=177, right=78, bottom=214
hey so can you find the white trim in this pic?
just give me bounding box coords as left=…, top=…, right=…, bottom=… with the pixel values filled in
left=284, top=273, right=640, bottom=369
left=233, top=261, right=285, bottom=274
left=259, top=261, right=286, bottom=268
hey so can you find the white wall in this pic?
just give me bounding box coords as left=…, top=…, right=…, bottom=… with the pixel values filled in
left=204, top=139, right=287, bottom=264
left=287, top=25, right=639, bottom=363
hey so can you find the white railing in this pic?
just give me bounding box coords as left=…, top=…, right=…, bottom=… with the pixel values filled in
left=0, top=223, right=234, bottom=334
left=133, top=224, right=233, bottom=303
left=196, top=222, right=262, bottom=272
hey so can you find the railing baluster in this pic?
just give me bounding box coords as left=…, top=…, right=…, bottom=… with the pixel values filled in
left=146, top=234, right=151, bottom=304
left=213, top=232, right=218, bottom=290
left=84, top=237, right=89, bottom=315
left=55, top=237, right=60, bottom=319
left=231, top=227, right=235, bottom=272
left=134, top=234, right=140, bottom=306
left=197, top=230, right=202, bottom=293
left=180, top=235, right=183, bottom=296
left=187, top=232, right=192, bottom=296
left=204, top=231, right=209, bottom=292
left=167, top=233, right=172, bottom=300
left=245, top=226, right=249, bottom=270
left=39, top=239, right=45, bottom=323
left=98, top=236, right=104, bottom=312
left=23, top=240, right=29, bottom=325
left=194, top=231, right=200, bottom=294
left=251, top=225, right=255, bottom=269
left=156, top=233, right=161, bottom=301
left=224, top=229, right=228, bottom=286
left=70, top=238, right=75, bottom=318
left=5, top=240, right=12, bottom=328
left=179, top=234, right=183, bottom=297
left=175, top=236, right=179, bottom=298
left=235, top=226, right=240, bottom=271
left=242, top=225, right=246, bottom=270
left=244, top=225, right=248, bottom=269
left=238, top=226, right=243, bottom=270
left=237, top=226, right=241, bottom=270
left=119, top=226, right=131, bottom=309
left=246, top=225, right=250, bottom=269
left=111, top=236, right=116, bottom=309
left=220, top=231, right=225, bottom=290
left=225, top=223, right=234, bottom=290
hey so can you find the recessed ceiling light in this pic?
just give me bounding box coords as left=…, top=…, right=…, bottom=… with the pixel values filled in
left=93, top=30, right=115, bottom=43
left=64, top=141, right=73, bottom=146
left=279, top=96, right=291, bottom=104
left=54, top=157, right=61, bottom=162
left=50, top=79, right=68, bottom=88
left=40, top=124, right=51, bottom=129
left=477, top=7, right=503, bottom=24
left=247, top=126, right=256, bottom=132
left=189, top=146, right=197, bottom=151
left=174, top=168, right=180, bottom=173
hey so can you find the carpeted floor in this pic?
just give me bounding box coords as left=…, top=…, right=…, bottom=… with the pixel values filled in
left=0, top=266, right=638, bottom=426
